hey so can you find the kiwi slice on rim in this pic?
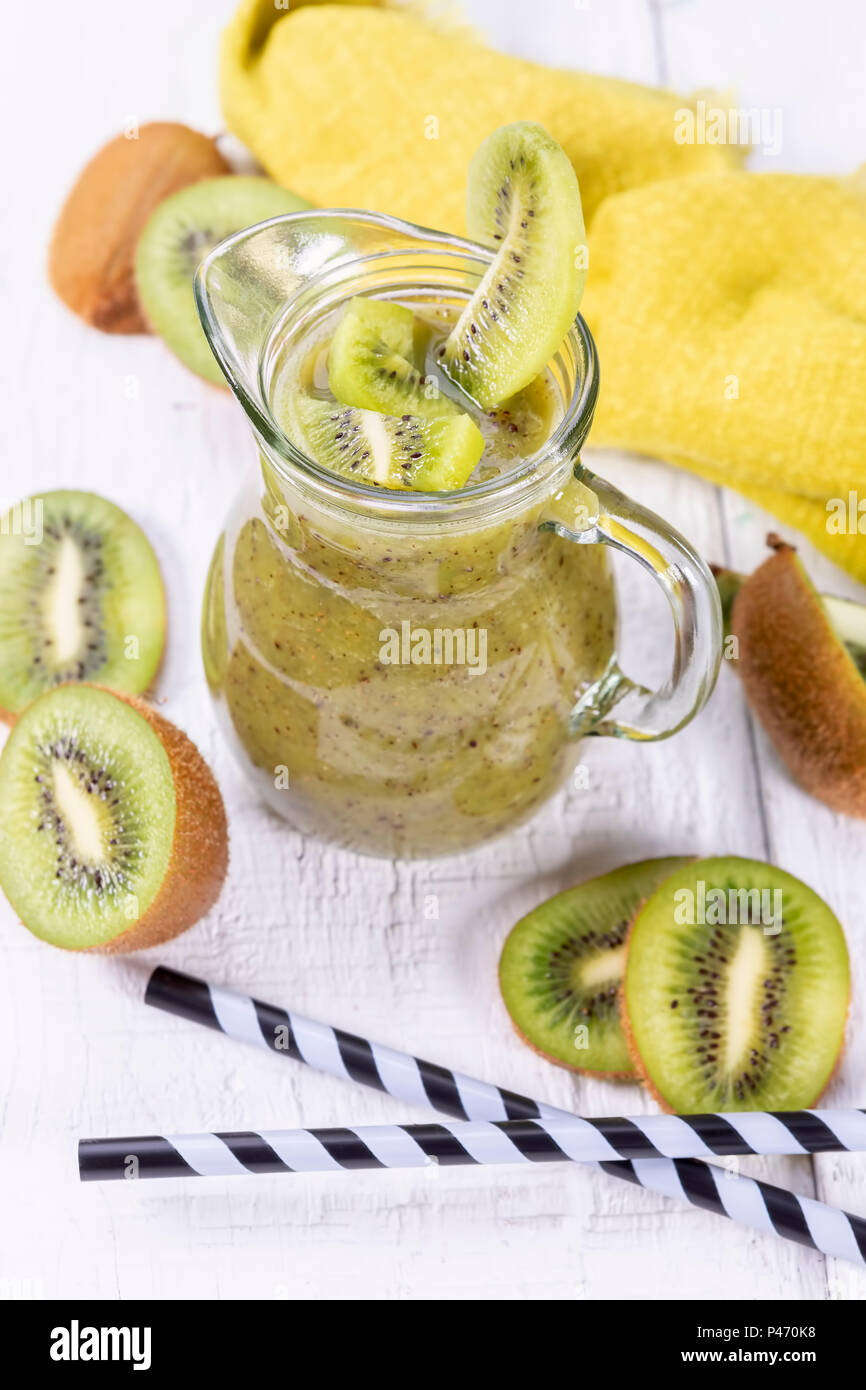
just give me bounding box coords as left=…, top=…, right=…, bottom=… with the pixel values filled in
left=328, top=296, right=459, bottom=420
left=622, top=857, right=850, bottom=1112
left=441, top=122, right=586, bottom=410
left=286, top=394, right=484, bottom=491
left=499, top=858, right=692, bottom=1077
left=0, top=684, right=227, bottom=952
left=135, top=176, right=310, bottom=385
left=0, top=491, right=165, bottom=722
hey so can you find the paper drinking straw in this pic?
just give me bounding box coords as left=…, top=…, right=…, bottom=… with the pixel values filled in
left=78, top=1112, right=866, bottom=1173
left=142, top=966, right=866, bottom=1159
left=134, top=965, right=866, bottom=1265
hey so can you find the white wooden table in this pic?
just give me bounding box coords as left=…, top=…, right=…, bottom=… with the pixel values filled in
left=1, top=0, right=865, bottom=1301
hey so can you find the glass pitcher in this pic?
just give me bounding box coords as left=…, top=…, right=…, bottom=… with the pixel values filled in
left=196, top=212, right=721, bottom=858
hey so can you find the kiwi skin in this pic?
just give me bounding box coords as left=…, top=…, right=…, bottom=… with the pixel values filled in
left=732, top=539, right=866, bottom=819
left=38, top=686, right=228, bottom=955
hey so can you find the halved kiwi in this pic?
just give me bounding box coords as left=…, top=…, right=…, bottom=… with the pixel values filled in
left=0, top=491, right=165, bottom=722
left=442, top=122, right=586, bottom=409
left=286, top=394, right=484, bottom=491
left=623, top=857, right=850, bottom=1112
left=730, top=539, right=866, bottom=818
left=499, top=858, right=693, bottom=1077
left=328, top=296, right=459, bottom=419
left=0, top=684, right=228, bottom=952
left=135, top=176, right=310, bottom=384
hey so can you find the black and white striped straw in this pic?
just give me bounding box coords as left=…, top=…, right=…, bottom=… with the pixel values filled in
left=123, top=965, right=866, bottom=1266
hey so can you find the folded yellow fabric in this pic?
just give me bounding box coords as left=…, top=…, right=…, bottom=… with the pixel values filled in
left=221, top=0, right=866, bottom=585
left=583, top=171, right=866, bottom=583
left=221, top=0, right=738, bottom=231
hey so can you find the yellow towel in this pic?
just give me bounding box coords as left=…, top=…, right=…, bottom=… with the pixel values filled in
left=221, top=0, right=738, bottom=231
left=583, top=172, right=866, bottom=583
left=221, top=0, right=866, bottom=585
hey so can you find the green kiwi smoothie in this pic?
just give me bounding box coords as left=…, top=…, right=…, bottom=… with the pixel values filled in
left=202, top=307, right=616, bottom=857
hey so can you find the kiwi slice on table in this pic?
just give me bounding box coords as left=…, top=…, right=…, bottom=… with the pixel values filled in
left=287, top=394, right=484, bottom=491
left=328, top=296, right=459, bottom=419
left=622, top=857, right=850, bottom=1112
left=441, top=122, right=587, bottom=410
left=135, top=176, right=310, bottom=385
left=0, top=684, right=227, bottom=952
left=499, top=858, right=693, bottom=1077
left=0, top=491, right=165, bottom=722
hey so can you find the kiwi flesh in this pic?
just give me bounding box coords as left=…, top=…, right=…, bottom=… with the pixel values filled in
left=135, top=176, right=310, bottom=385
left=623, top=857, right=850, bottom=1112
left=441, top=122, right=587, bottom=409
left=499, top=858, right=693, bottom=1077
left=286, top=393, right=484, bottom=491
left=0, top=491, right=165, bottom=722
left=328, top=296, right=459, bottom=419
left=0, top=684, right=227, bottom=952
left=730, top=540, right=866, bottom=818
left=821, top=593, right=866, bottom=680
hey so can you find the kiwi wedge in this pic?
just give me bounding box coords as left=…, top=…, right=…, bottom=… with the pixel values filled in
left=135, top=176, right=310, bottom=385
left=623, top=857, right=850, bottom=1112
left=442, top=122, right=586, bottom=409
left=0, top=685, right=227, bottom=952
left=287, top=394, right=484, bottom=491
left=0, top=491, right=165, bottom=722
left=329, top=297, right=459, bottom=419
left=499, top=858, right=692, bottom=1077
left=716, top=545, right=866, bottom=680
left=728, top=540, right=866, bottom=818
left=714, top=545, right=866, bottom=679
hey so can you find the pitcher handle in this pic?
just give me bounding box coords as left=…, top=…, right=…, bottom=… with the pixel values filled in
left=540, top=463, right=722, bottom=740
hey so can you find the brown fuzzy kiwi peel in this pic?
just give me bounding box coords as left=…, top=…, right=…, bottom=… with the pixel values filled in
left=88, top=691, right=228, bottom=953
left=49, top=123, right=230, bottom=334
left=732, top=539, right=866, bottom=818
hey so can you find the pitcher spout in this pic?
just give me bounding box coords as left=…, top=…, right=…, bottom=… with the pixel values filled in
left=194, top=211, right=358, bottom=427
